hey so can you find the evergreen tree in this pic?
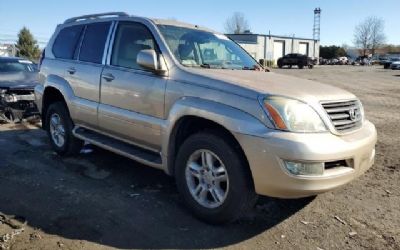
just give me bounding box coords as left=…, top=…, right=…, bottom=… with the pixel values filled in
left=16, top=27, right=41, bottom=61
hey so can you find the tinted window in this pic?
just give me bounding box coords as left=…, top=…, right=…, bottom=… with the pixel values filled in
left=53, top=25, right=84, bottom=59
left=111, top=22, right=156, bottom=70
left=79, top=22, right=111, bottom=64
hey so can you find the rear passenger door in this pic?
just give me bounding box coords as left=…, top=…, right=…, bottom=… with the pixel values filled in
left=98, top=21, right=167, bottom=151
left=57, top=22, right=111, bottom=128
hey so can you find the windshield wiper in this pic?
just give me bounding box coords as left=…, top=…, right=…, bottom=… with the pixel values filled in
left=200, top=63, right=211, bottom=68
left=242, top=65, right=263, bottom=71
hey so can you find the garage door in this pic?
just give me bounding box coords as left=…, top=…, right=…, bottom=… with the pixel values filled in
left=299, top=42, right=309, bottom=56
left=273, top=41, right=285, bottom=62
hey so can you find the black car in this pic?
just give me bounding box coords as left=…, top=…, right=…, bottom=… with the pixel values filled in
left=277, top=53, right=315, bottom=69
left=0, top=57, right=39, bottom=122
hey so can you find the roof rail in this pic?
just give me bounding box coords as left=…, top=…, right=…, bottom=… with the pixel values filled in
left=63, top=12, right=129, bottom=24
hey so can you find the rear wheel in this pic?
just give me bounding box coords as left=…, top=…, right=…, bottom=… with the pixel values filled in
left=298, top=63, right=304, bottom=69
left=277, top=60, right=283, bottom=68
left=175, top=131, right=257, bottom=224
left=45, top=102, right=83, bottom=155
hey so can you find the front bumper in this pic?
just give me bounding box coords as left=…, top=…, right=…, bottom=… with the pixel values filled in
left=0, top=91, right=39, bottom=121
left=235, top=120, right=377, bottom=198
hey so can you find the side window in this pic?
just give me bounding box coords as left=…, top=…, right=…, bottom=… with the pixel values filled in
left=79, top=22, right=111, bottom=64
left=53, top=25, right=84, bottom=60
left=111, top=22, right=156, bottom=70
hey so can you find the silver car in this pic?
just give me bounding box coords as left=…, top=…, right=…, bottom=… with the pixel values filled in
left=35, top=12, right=377, bottom=224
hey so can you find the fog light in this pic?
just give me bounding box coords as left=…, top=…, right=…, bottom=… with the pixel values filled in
left=284, top=161, right=324, bottom=176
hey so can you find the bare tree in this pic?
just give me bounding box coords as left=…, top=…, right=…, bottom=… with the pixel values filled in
left=353, top=16, right=386, bottom=56
left=369, top=17, right=386, bottom=55
left=224, top=12, right=250, bottom=34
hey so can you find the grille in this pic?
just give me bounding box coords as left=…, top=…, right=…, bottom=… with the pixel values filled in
left=321, top=100, right=362, bottom=132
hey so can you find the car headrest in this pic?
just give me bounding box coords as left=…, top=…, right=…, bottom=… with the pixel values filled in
left=178, top=44, right=193, bottom=60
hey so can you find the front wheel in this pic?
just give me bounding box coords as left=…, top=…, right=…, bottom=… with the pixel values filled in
left=175, top=131, right=257, bottom=224
left=45, top=102, right=83, bottom=155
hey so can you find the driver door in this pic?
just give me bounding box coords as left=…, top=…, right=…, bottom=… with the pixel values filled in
left=98, top=21, right=166, bottom=151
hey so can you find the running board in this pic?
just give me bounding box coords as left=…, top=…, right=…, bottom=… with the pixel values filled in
left=72, top=127, right=162, bottom=168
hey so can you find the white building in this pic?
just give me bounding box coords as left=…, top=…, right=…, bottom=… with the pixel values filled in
left=0, top=44, right=17, bottom=57
left=227, top=33, right=320, bottom=65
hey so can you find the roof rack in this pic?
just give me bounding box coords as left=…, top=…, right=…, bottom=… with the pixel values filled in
left=63, top=12, right=129, bottom=24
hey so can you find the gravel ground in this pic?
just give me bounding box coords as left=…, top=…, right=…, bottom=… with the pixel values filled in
left=0, top=65, right=399, bottom=250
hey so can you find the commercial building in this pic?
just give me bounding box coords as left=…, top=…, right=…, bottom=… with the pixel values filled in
left=227, top=33, right=320, bottom=65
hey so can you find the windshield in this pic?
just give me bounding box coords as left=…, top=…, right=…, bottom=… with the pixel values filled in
left=0, top=60, right=36, bottom=73
left=157, top=25, right=259, bottom=70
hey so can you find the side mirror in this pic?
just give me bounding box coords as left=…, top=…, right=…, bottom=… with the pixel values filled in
left=137, top=49, right=168, bottom=75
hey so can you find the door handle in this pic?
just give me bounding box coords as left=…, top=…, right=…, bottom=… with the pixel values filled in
left=67, top=67, right=76, bottom=75
left=102, top=73, right=115, bottom=82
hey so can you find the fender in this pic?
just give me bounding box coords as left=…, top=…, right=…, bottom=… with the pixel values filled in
left=161, top=96, right=269, bottom=174
left=42, top=74, right=76, bottom=110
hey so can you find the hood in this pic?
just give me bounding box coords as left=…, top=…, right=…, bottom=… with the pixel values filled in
left=183, top=68, right=356, bottom=103
left=0, top=71, right=38, bottom=90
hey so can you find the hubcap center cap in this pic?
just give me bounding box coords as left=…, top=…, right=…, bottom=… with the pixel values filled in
left=203, top=171, right=214, bottom=185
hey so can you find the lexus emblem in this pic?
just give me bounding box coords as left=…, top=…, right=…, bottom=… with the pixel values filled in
left=349, top=108, right=358, bottom=121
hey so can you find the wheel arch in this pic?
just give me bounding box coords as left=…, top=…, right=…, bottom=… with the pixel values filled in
left=41, top=75, right=75, bottom=128
left=163, top=97, right=268, bottom=186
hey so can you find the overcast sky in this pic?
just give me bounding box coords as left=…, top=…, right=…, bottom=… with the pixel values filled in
left=0, top=0, right=399, bottom=47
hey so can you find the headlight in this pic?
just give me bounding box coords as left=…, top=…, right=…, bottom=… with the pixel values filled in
left=262, top=96, right=327, bottom=132
left=4, top=94, right=18, bottom=103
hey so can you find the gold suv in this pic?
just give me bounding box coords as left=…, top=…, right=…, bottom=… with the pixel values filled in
left=35, top=12, right=377, bottom=224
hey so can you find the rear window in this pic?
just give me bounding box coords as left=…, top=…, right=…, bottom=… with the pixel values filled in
left=0, top=60, right=36, bottom=73
left=79, top=22, right=111, bottom=64
left=52, top=25, right=84, bottom=60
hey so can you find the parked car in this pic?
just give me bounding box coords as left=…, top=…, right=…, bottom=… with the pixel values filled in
left=35, top=12, right=377, bottom=224
left=277, top=53, right=315, bottom=69
left=0, top=57, right=39, bottom=122
left=319, top=58, right=328, bottom=65
left=337, top=57, right=349, bottom=65
left=390, top=60, right=400, bottom=70
left=383, top=56, right=400, bottom=69
left=378, top=55, right=390, bottom=65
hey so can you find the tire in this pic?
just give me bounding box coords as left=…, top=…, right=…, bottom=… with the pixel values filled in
left=175, top=131, right=257, bottom=224
left=45, top=101, right=83, bottom=156
left=298, top=63, right=304, bottom=69
left=277, top=60, right=283, bottom=68
left=288, top=64, right=292, bottom=69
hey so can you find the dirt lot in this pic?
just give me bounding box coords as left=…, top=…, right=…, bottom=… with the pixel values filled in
left=0, top=65, right=399, bottom=250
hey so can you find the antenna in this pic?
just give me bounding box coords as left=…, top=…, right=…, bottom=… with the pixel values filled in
left=313, top=8, right=321, bottom=41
